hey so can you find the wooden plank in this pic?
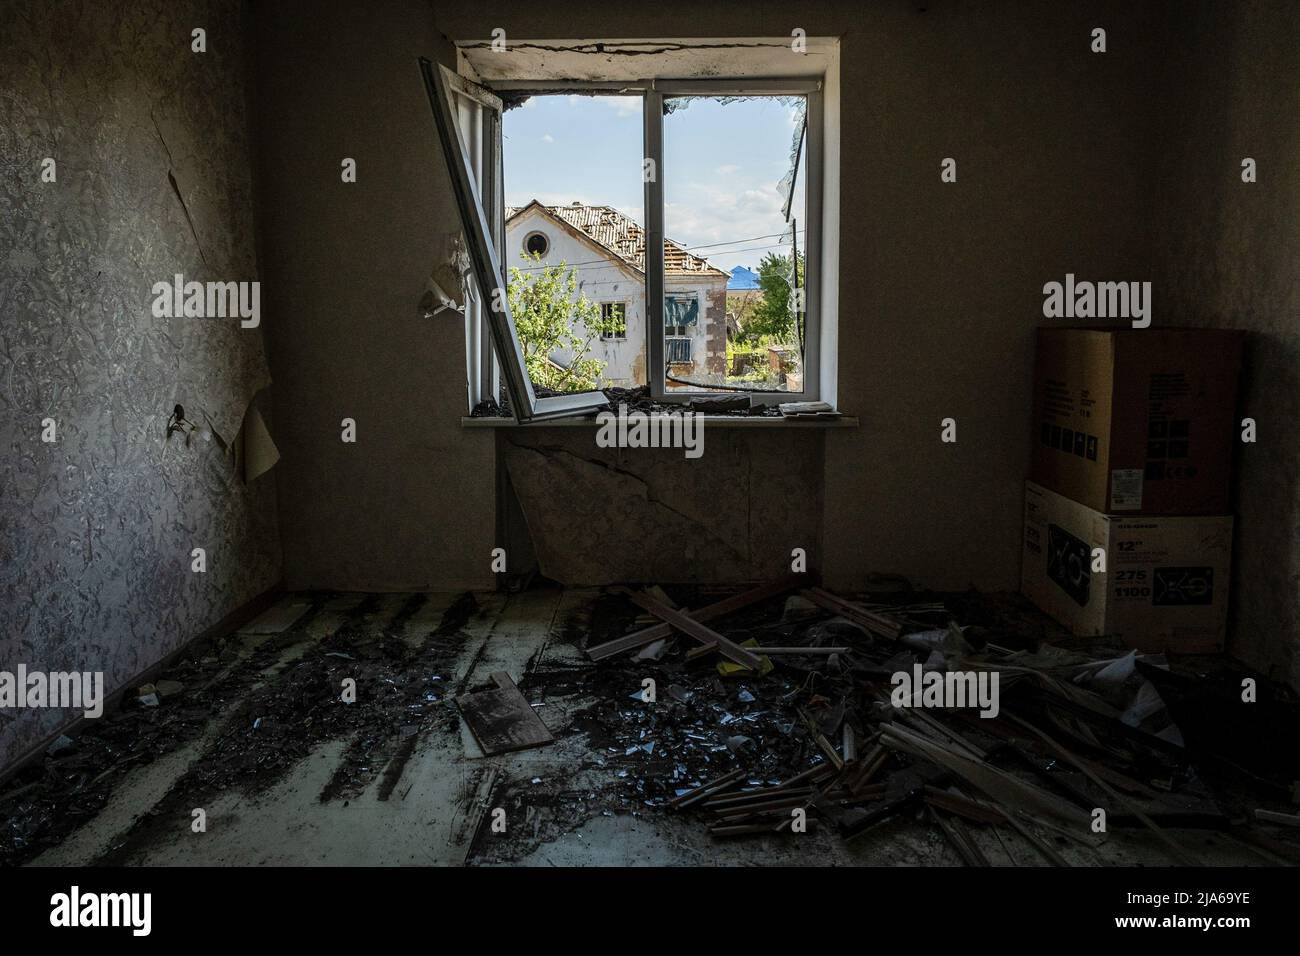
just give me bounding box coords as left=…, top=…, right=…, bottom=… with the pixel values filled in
left=800, top=587, right=903, bottom=640
left=999, top=809, right=1071, bottom=867
left=692, top=644, right=849, bottom=658
left=669, top=768, right=747, bottom=809
left=930, top=808, right=991, bottom=866
left=923, top=786, right=1006, bottom=825
left=1005, top=713, right=1200, bottom=866
left=760, top=646, right=851, bottom=655
left=1254, top=808, right=1300, bottom=828
left=880, top=723, right=1089, bottom=828
left=619, top=589, right=763, bottom=670
left=703, top=787, right=817, bottom=810
left=456, top=671, right=553, bottom=756
left=587, top=576, right=800, bottom=660
left=452, top=766, right=500, bottom=865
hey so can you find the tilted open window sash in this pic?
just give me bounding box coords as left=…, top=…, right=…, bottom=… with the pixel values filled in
left=419, top=58, right=608, bottom=422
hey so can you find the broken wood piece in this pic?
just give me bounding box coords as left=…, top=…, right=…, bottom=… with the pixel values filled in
left=800, top=587, right=904, bottom=640
left=842, top=745, right=889, bottom=796
left=819, top=783, right=887, bottom=804
left=456, top=672, right=553, bottom=756
left=758, top=646, right=851, bottom=655
left=619, top=588, right=763, bottom=670
left=930, top=807, right=991, bottom=866
left=710, top=820, right=818, bottom=838
left=454, top=766, right=500, bottom=863
left=1003, top=712, right=1200, bottom=866
left=706, top=793, right=820, bottom=816
left=778, top=763, right=837, bottom=789
left=1254, top=808, right=1300, bottom=828
left=587, top=576, right=800, bottom=660
left=998, top=809, right=1071, bottom=867
left=645, top=585, right=677, bottom=609
left=690, top=643, right=850, bottom=659
left=703, top=787, right=816, bottom=810
left=880, top=723, right=1089, bottom=828
left=685, top=641, right=719, bottom=661
left=922, top=786, right=1005, bottom=825
left=798, top=706, right=844, bottom=769
left=669, top=767, right=747, bottom=809
left=841, top=790, right=923, bottom=840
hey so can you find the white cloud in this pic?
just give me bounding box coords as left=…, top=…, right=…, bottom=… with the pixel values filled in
left=592, top=95, right=640, bottom=118
left=716, top=164, right=741, bottom=175
left=541, top=133, right=554, bottom=143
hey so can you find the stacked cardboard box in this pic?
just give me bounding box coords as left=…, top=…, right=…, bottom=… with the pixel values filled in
left=1020, top=328, right=1243, bottom=652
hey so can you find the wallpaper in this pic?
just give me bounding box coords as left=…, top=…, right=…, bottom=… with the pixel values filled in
left=0, top=0, right=279, bottom=770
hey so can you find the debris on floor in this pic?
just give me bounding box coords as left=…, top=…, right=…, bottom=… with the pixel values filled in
left=569, top=578, right=1300, bottom=865
left=3, top=582, right=1298, bottom=868
left=0, top=591, right=479, bottom=865
left=457, top=672, right=554, bottom=755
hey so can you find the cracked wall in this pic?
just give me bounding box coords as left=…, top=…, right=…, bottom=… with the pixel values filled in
left=501, top=429, right=823, bottom=585
left=0, top=0, right=280, bottom=769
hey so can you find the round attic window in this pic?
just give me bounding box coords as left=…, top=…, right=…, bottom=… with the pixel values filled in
left=524, top=231, right=549, bottom=257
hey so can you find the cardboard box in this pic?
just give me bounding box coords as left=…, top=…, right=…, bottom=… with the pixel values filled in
left=1021, top=481, right=1231, bottom=653
left=1030, top=327, right=1243, bottom=514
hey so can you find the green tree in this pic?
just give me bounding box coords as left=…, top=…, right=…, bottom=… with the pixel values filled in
left=507, top=253, right=619, bottom=391
left=743, top=251, right=805, bottom=344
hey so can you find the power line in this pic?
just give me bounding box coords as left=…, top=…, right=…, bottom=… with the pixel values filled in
left=684, top=230, right=805, bottom=252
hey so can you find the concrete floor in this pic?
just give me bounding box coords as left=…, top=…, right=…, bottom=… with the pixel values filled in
left=19, top=588, right=1280, bottom=867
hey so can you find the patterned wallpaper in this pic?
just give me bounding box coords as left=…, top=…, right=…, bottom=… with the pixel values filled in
left=0, top=0, right=280, bottom=769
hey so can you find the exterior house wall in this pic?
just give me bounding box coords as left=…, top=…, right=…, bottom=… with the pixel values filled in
left=505, top=207, right=646, bottom=386
left=664, top=276, right=726, bottom=384
left=506, top=206, right=728, bottom=387
left=705, top=282, right=729, bottom=376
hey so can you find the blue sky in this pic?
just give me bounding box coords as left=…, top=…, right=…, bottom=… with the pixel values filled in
left=503, top=94, right=806, bottom=274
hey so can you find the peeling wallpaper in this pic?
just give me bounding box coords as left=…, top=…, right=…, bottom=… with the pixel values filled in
left=0, top=0, right=279, bottom=769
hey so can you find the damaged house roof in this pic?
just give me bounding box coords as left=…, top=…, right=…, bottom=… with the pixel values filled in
left=507, top=200, right=729, bottom=278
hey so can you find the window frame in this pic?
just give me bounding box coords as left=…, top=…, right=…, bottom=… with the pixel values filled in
left=647, top=80, right=822, bottom=405
left=426, top=57, right=826, bottom=418
left=422, top=58, right=609, bottom=423
left=522, top=230, right=550, bottom=258
left=599, top=301, right=628, bottom=341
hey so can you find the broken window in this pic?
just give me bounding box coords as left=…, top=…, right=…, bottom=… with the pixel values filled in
left=421, top=59, right=611, bottom=422
left=422, top=56, right=825, bottom=420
